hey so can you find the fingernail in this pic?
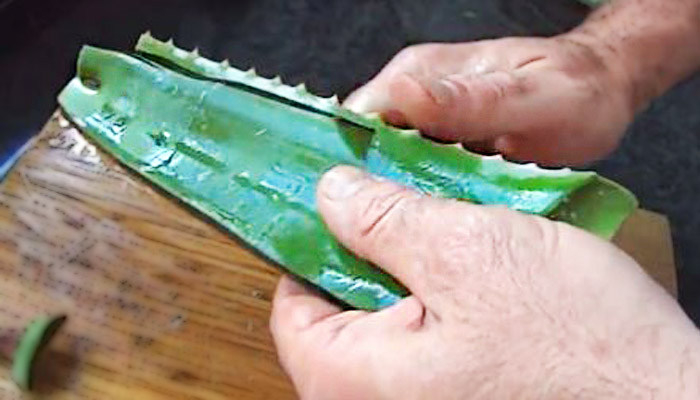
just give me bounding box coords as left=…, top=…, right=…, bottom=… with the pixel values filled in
left=320, top=166, right=368, bottom=200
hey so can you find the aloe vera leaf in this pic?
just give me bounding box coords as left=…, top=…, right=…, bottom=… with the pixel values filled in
left=135, top=32, right=369, bottom=130
left=11, top=315, right=67, bottom=391
left=133, top=33, right=637, bottom=234
left=58, top=39, right=636, bottom=310
left=60, top=45, right=407, bottom=310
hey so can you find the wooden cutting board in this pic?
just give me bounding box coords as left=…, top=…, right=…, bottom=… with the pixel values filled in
left=0, top=112, right=676, bottom=399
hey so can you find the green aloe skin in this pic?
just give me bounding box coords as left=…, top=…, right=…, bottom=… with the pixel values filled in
left=11, top=315, right=67, bottom=391
left=58, top=33, right=637, bottom=310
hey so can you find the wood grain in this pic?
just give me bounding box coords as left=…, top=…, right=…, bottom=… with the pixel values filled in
left=0, top=113, right=295, bottom=399
left=0, top=112, right=677, bottom=399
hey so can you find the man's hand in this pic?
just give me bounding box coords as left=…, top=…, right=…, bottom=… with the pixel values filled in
left=343, top=0, right=700, bottom=167
left=343, top=36, right=635, bottom=166
left=270, top=166, right=700, bottom=400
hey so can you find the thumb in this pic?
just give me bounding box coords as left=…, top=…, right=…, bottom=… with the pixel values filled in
left=316, top=165, right=442, bottom=296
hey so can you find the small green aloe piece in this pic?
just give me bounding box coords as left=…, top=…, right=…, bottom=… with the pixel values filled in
left=11, top=315, right=67, bottom=391
left=57, top=33, right=637, bottom=310
left=578, top=0, right=608, bottom=7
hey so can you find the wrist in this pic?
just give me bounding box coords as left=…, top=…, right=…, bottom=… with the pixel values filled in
left=565, top=0, right=700, bottom=113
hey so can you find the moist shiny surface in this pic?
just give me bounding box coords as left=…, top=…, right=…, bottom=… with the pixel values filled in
left=58, top=43, right=636, bottom=310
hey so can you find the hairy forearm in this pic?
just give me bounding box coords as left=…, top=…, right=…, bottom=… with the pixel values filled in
left=568, top=0, right=700, bottom=111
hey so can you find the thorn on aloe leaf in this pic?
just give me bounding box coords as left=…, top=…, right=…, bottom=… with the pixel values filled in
left=190, top=47, right=200, bottom=58
left=294, top=83, right=307, bottom=93
left=166, top=38, right=175, bottom=48
left=364, top=112, right=381, bottom=120
left=142, top=31, right=153, bottom=40
left=484, top=154, right=504, bottom=161
left=271, top=76, right=282, bottom=85
left=220, top=59, right=230, bottom=69
left=329, top=95, right=340, bottom=105
left=245, top=67, right=256, bottom=77
left=11, top=315, right=67, bottom=391
left=399, top=129, right=420, bottom=137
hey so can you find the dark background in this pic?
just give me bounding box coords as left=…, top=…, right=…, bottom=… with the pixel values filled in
left=1, top=0, right=699, bottom=323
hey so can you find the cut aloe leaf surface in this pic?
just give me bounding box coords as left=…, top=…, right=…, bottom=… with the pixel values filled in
left=58, top=34, right=637, bottom=310
left=11, top=315, right=67, bottom=391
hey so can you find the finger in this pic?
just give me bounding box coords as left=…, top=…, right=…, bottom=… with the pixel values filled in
left=388, top=70, right=538, bottom=141
left=462, top=138, right=499, bottom=156
left=316, top=165, right=438, bottom=295
left=343, top=46, right=431, bottom=115
left=494, top=134, right=567, bottom=166
left=343, top=42, right=497, bottom=114
left=270, top=275, right=373, bottom=390
left=348, top=66, right=539, bottom=143
left=363, top=295, right=427, bottom=332
left=270, top=275, right=342, bottom=359
left=345, top=82, right=411, bottom=127
left=494, top=129, right=611, bottom=167
left=344, top=80, right=394, bottom=116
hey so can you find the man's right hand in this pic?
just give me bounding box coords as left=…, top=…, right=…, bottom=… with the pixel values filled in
left=270, top=166, right=700, bottom=400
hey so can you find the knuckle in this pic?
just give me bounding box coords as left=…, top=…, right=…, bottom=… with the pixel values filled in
left=482, top=77, right=510, bottom=103
left=391, top=43, right=438, bottom=67
left=509, top=73, right=536, bottom=96
left=390, top=47, right=419, bottom=68
left=481, top=72, right=530, bottom=104
left=356, top=186, right=416, bottom=241
left=394, top=44, right=421, bottom=61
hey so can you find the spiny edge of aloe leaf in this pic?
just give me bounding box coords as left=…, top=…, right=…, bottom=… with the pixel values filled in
left=135, top=32, right=341, bottom=116
left=131, top=32, right=630, bottom=218
left=11, top=315, right=67, bottom=391
left=97, top=39, right=593, bottom=183
left=135, top=34, right=458, bottom=139
left=134, top=32, right=589, bottom=179
left=65, top=41, right=636, bottom=256
left=388, top=127, right=581, bottom=178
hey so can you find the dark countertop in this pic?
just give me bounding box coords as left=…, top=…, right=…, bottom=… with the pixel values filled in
left=1, top=0, right=699, bottom=323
